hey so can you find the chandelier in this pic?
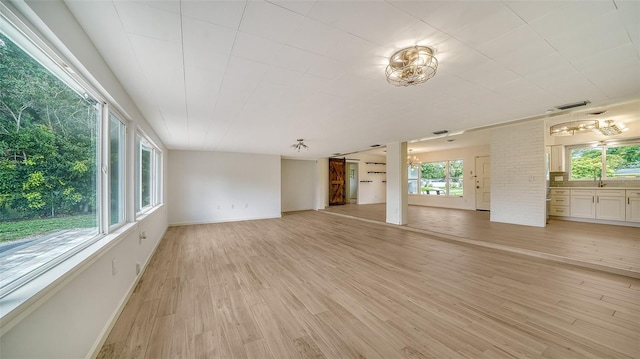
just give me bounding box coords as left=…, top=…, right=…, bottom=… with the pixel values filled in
left=386, top=45, right=438, bottom=87
left=549, top=119, right=599, bottom=136
left=598, top=120, right=626, bottom=136
left=291, top=139, right=308, bottom=152
left=407, top=149, right=419, bottom=169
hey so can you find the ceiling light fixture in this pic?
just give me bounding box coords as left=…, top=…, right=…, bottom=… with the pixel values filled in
left=386, top=45, right=438, bottom=87
left=407, top=149, right=419, bottom=169
left=291, top=139, right=308, bottom=152
left=549, top=116, right=599, bottom=136
left=598, top=120, right=625, bottom=136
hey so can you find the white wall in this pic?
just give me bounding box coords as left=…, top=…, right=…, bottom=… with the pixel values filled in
left=490, top=122, right=547, bottom=227
left=282, top=159, right=317, bottom=212
left=343, top=154, right=387, bottom=205
left=168, top=151, right=281, bottom=225
left=410, top=144, right=490, bottom=210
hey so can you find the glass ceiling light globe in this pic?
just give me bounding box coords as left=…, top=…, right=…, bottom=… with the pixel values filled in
left=386, top=45, right=438, bottom=87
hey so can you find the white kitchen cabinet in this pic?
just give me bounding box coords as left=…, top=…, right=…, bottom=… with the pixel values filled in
left=596, top=190, right=626, bottom=221
left=550, top=188, right=570, bottom=216
left=550, top=145, right=565, bottom=172
left=570, top=189, right=596, bottom=218
left=627, top=190, right=640, bottom=223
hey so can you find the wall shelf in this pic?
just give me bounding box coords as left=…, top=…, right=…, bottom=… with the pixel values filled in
left=367, top=171, right=386, bottom=174
left=365, top=162, right=386, bottom=165
left=359, top=180, right=373, bottom=183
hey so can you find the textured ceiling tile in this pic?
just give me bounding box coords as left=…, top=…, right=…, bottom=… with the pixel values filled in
left=239, top=1, right=302, bottom=43
left=181, top=0, right=246, bottom=30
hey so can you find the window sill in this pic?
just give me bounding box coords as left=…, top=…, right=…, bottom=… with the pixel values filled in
left=0, top=221, right=138, bottom=336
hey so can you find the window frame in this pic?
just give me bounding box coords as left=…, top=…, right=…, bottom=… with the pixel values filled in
left=0, top=14, right=105, bottom=297
left=566, top=141, right=640, bottom=181
left=408, top=159, right=464, bottom=197
left=108, top=112, right=127, bottom=229
left=135, top=131, right=162, bottom=216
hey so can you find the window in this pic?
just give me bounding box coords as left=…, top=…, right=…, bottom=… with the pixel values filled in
left=408, top=160, right=464, bottom=196
left=408, top=165, right=419, bottom=194
left=420, top=161, right=446, bottom=195
left=0, top=28, right=99, bottom=295
left=109, top=114, right=126, bottom=226
left=568, top=143, right=640, bottom=180
left=136, top=134, right=161, bottom=214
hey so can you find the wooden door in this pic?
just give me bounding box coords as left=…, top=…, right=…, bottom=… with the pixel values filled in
left=329, top=158, right=346, bottom=206
left=475, top=156, right=491, bottom=211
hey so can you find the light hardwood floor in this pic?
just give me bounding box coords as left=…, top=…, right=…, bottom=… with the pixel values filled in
left=99, top=211, right=639, bottom=358
left=322, top=204, right=640, bottom=278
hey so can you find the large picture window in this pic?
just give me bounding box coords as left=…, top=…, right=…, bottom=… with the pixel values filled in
left=568, top=143, right=640, bottom=180
left=0, top=29, right=99, bottom=295
left=407, top=160, right=464, bottom=196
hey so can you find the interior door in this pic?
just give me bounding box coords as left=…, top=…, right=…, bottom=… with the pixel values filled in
left=329, top=158, right=346, bottom=206
left=475, top=156, right=491, bottom=211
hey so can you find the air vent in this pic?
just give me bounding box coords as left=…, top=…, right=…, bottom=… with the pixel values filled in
left=432, top=130, right=448, bottom=135
left=588, top=110, right=608, bottom=116
left=555, top=101, right=590, bottom=110
left=370, top=144, right=381, bottom=148
left=332, top=153, right=341, bottom=156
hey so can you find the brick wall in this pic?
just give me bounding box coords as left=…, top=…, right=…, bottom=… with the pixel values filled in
left=490, top=121, right=547, bottom=227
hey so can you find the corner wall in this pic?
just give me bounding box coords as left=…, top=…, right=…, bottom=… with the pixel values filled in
left=490, top=121, right=547, bottom=227
left=168, top=151, right=281, bottom=225
left=282, top=159, right=317, bottom=212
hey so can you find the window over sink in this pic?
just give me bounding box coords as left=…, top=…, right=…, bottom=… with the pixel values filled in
left=568, top=142, right=640, bottom=181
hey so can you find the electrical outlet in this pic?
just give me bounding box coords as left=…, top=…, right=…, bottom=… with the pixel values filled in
left=135, top=263, right=141, bottom=275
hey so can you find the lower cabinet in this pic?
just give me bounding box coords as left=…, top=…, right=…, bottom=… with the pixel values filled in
left=552, top=188, right=639, bottom=225
left=570, top=189, right=595, bottom=218
left=595, top=190, right=626, bottom=221
left=627, top=190, right=640, bottom=223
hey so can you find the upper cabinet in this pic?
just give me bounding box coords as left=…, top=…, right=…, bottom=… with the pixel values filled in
left=550, top=145, right=565, bottom=172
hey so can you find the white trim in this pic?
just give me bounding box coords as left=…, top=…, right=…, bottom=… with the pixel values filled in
left=168, top=214, right=283, bottom=227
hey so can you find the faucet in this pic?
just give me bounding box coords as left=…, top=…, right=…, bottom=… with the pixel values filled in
left=598, top=171, right=605, bottom=187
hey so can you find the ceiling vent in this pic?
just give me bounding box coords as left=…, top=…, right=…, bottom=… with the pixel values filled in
left=588, top=110, right=608, bottom=116
left=432, top=130, right=448, bottom=135
left=555, top=101, right=590, bottom=111
left=370, top=144, right=381, bottom=148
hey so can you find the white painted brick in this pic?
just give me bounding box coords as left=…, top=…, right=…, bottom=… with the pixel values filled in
left=490, top=121, right=547, bottom=227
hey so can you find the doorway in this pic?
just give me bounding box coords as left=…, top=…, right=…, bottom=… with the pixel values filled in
left=329, top=158, right=346, bottom=206
left=345, top=162, right=358, bottom=204
left=475, top=156, right=491, bottom=211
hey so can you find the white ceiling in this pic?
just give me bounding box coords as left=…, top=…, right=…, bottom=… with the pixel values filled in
left=63, top=0, right=640, bottom=158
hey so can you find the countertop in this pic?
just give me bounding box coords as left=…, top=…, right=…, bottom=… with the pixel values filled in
left=550, top=187, right=640, bottom=190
